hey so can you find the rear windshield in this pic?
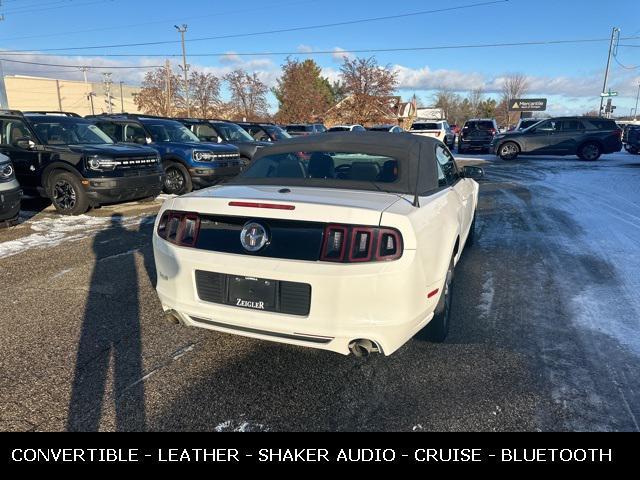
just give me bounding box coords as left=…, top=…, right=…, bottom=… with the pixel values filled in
left=286, top=125, right=312, bottom=132
left=242, top=151, right=399, bottom=183
left=465, top=121, right=494, bottom=130
left=328, top=126, right=350, bottom=132
left=411, top=123, right=439, bottom=130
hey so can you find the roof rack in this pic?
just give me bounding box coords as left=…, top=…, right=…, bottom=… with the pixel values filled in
left=0, top=109, right=26, bottom=117
left=23, top=111, right=81, bottom=117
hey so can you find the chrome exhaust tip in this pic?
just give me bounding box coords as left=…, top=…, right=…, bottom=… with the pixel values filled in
left=348, top=339, right=379, bottom=357
left=164, top=309, right=183, bottom=325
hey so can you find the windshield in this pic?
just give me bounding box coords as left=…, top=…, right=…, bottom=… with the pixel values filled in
left=264, top=125, right=291, bottom=140
left=142, top=119, right=200, bottom=143
left=242, top=151, right=398, bottom=184
left=286, top=125, right=312, bottom=132
left=214, top=122, right=254, bottom=142
left=29, top=118, right=114, bottom=145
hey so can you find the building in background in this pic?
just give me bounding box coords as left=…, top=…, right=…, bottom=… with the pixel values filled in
left=4, top=75, right=142, bottom=116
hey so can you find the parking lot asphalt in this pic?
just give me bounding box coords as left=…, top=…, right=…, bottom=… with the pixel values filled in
left=1, top=151, right=639, bottom=432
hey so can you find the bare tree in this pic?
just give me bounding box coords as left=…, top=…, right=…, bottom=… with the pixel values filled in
left=499, top=73, right=529, bottom=127
left=134, top=66, right=180, bottom=116
left=273, top=58, right=333, bottom=123
left=179, top=71, right=221, bottom=118
left=433, top=88, right=462, bottom=123
left=334, top=56, right=398, bottom=125
left=224, top=69, right=269, bottom=121
left=467, top=88, right=485, bottom=118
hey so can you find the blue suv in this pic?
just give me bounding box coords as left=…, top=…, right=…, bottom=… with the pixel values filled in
left=89, top=114, right=241, bottom=195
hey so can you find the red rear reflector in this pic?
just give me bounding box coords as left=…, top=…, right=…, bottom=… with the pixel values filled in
left=427, top=288, right=439, bottom=298
left=228, top=201, right=295, bottom=210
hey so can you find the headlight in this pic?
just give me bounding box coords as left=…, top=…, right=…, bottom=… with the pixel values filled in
left=0, top=162, right=15, bottom=181
left=193, top=150, right=218, bottom=162
left=87, top=156, right=118, bottom=171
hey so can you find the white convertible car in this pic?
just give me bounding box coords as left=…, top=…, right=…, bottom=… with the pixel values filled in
left=152, top=132, right=482, bottom=356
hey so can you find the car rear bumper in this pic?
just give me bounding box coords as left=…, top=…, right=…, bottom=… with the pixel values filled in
left=0, top=185, right=21, bottom=222
left=153, top=236, right=442, bottom=355
left=189, top=165, right=241, bottom=188
left=459, top=138, right=492, bottom=149
left=85, top=171, right=164, bottom=205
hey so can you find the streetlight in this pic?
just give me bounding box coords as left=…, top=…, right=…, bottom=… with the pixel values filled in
left=634, top=81, right=640, bottom=121
left=174, top=24, right=189, bottom=117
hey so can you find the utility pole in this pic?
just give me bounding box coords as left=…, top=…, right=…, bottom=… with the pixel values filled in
left=81, top=66, right=95, bottom=115
left=599, top=27, right=619, bottom=117
left=119, top=81, right=124, bottom=113
left=175, top=24, right=189, bottom=117
left=55, top=79, right=63, bottom=111
left=634, top=81, right=640, bottom=121
left=102, top=72, right=114, bottom=114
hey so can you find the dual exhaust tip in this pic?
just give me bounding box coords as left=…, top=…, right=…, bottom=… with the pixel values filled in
left=348, top=339, right=380, bottom=357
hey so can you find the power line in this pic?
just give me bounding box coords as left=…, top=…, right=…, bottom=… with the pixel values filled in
left=3, top=35, right=640, bottom=58
left=0, top=57, right=164, bottom=69
left=1, top=0, right=113, bottom=15
left=0, top=0, right=314, bottom=42
left=1, top=0, right=510, bottom=53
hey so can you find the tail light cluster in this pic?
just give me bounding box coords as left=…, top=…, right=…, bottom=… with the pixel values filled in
left=157, top=210, right=201, bottom=247
left=321, top=225, right=403, bottom=263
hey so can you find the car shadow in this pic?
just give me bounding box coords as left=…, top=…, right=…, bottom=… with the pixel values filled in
left=66, top=213, right=148, bottom=431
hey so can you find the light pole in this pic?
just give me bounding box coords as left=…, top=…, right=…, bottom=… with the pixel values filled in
left=175, top=24, right=189, bottom=117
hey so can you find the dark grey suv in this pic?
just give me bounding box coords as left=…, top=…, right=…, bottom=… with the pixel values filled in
left=490, top=117, right=622, bottom=161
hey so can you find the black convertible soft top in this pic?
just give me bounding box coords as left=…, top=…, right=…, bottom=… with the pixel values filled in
left=229, top=131, right=440, bottom=201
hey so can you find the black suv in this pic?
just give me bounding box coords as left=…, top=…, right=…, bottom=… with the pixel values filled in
left=88, top=114, right=241, bottom=194
left=177, top=118, right=269, bottom=168
left=0, top=153, right=21, bottom=225
left=236, top=122, right=292, bottom=142
left=490, top=117, right=622, bottom=161
left=0, top=111, right=163, bottom=215
left=622, top=124, right=640, bottom=154
left=458, top=119, right=498, bottom=153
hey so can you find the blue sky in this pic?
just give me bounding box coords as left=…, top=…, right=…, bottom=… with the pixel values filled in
left=0, top=0, right=639, bottom=115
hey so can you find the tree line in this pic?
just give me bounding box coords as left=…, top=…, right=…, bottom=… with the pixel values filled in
left=134, top=57, right=532, bottom=127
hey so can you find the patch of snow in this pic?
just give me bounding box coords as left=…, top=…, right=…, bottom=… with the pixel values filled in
left=214, top=420, right=269, bottom=432
left=97, top=248, right=139, bottom=263
left=477, top=272, right=495, bottom=319
left=52, top=268, right=73, bottom=279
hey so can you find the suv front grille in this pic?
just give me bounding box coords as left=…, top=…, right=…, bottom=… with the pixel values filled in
left=115, top=155, right=159, bottom=169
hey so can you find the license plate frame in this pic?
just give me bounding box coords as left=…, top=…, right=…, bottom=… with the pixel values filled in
left=227, top=275, right=277, bottom=311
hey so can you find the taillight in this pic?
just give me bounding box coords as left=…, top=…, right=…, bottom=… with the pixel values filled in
left=157, top=210, right=201, bottom=247
left=320, top=224, right=403, bottom=263
left=489, top=128, right=497, bottom=135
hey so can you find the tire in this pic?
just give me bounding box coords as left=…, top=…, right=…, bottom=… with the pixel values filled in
left=48, top=171, right=90, bottom=216
left=498, top=141, right=519, bottom=160
left=163, top=161, right=192, bottom=195
left=466, top=213, right=476, bottom=247
left=240, top=156, right=251, bottom=171
left=577, top=142, right=601, bottom=161
left=424, top=257, right=455, bottom=343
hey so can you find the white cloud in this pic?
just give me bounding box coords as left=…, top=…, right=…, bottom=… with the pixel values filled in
left=331, top=47, right=353, bottom=62
left=296, top=44, right=313, bottom=53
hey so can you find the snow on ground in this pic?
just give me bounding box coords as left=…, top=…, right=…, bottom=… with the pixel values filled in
left=530, top=152, right=640, bottom=356
left=0, top=213, right=156, bottom=260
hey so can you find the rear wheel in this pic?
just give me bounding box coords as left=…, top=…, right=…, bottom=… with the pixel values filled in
left=48, top=171, right=90, bottom=216
left=578, top=142, right=601, bottom=161
left=163, top=162, right=192, bottom=195
left=424, top=257, right=454, bottom=342
left=498, top=142, right=519, bottom=160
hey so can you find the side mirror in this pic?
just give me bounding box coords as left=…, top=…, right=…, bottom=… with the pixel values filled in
left=14, top=138, right=36, bottom=150
left=463, top=165, right=484, bottom=179
left=217, top=136, right=223, bottom=143
left=134, top=136, right=147, bottom=145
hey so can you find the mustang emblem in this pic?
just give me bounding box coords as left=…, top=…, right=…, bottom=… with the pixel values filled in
left=240, top=222, right=269, bottom=252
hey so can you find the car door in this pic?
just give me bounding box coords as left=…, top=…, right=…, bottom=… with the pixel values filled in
left=558, top=120, right=586, bottom=154
left=436, top=144, right=474, bottom=239
left=524, top=120, right=561, bottom=154
left=0, top=117, right=42, bottom=189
